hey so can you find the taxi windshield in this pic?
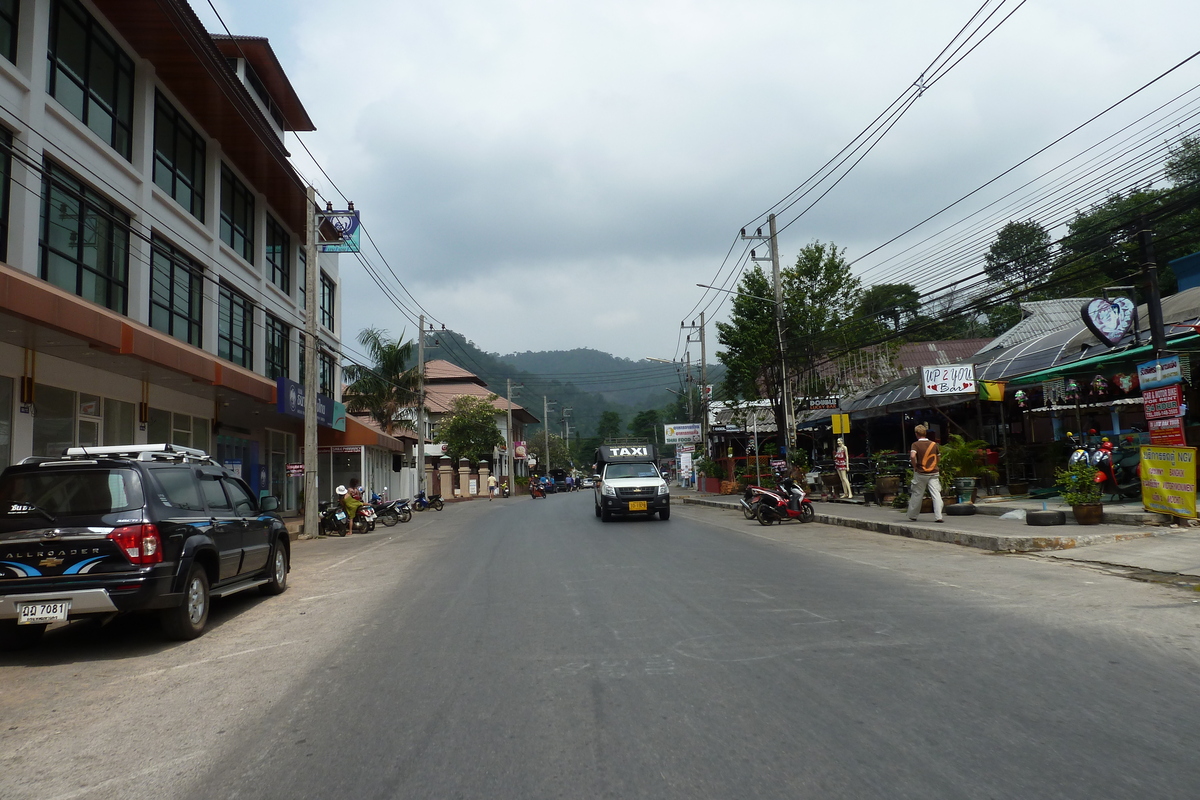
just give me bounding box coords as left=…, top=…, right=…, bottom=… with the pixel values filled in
left=604, top=463, right=660, bottom=479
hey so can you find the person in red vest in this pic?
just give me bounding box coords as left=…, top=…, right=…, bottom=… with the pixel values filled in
left=907, top=424, right=944, bottom=523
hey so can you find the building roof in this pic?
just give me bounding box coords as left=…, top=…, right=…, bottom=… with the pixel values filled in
left=424, top=383, right=539, bottom=424
left=211, top=36, right=316, bottom=131
left=425, top=359, right=486, bottom=385
left=977, top=299, right=1092, bottom=355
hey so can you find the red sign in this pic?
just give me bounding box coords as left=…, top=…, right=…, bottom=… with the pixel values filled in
left=1149, top=417, right=1187, bottom=446
left=286, top=462, right=305, bottom=477
left=1143, top=384, right=1184, bottom=420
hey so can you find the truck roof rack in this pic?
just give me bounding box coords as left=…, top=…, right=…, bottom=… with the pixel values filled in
left=60, top=443, right=215, bottom=464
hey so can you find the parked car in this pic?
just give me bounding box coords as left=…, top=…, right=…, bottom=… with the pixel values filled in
left=0, top=444, right=290, bottom=649
left=581, top=476, right=595, bottom=488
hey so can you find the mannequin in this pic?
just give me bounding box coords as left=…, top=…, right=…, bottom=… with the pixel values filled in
left=834, top=437, right=852, bottom=498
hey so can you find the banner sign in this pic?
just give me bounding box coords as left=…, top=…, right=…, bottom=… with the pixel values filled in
left=285, top=462, right=305, bottom=477
left=276, top=377, right=346, bottom=431
left=1143, top=384, right=1185, bottom=420
left=1081, top=296, right=1135, bottom=347
left=922, top=364, right=976, bottom=396
left=664, top=423, right=702, bottom=444
left=1148, top=417, right=1187, bottom=446
left=317, top=209, right=361, bottom=253
left=514, top=441, right=527, bottom=460
left=677, top=444, right=695, bottom=453
left=1137, top=355, right=1183, bottom=390
left=1140, top=445, right=1197, bottom=518
left=807, top=397, right=840, bottom=410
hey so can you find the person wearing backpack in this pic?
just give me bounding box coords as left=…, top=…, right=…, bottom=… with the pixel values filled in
left=907, top=424, right=944, bottom=523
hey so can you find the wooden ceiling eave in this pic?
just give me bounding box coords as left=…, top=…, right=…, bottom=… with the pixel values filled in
left=91, top=0, right=308, bottom=233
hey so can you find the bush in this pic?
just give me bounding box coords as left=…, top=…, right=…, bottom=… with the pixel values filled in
left=1055, top=462, right=1102, bottom=505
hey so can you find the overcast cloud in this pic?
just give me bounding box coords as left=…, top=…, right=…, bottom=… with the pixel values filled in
left=194, top=0, right=1200, bottom=362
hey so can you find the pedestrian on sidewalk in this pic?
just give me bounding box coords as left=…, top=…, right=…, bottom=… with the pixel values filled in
left=488, top=473, right=498, bottom=500
left=907, top=424, right=944, bottom=523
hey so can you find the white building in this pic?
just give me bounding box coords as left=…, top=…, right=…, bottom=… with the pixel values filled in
left=0, top=0, right=389, bottom=513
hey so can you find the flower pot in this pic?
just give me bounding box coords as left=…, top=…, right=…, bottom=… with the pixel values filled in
left=920, top=497, right=933, bottom=513
left=953, top=477, right=977, bottom=504
left=1071, top=503, right=1103, bottom=525
left=1008, top=481, right=1029, bottom=495
left=875, top=475, right=901, bottom=503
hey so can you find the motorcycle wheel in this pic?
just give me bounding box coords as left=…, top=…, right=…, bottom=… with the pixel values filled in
left=414, top=503, right=426, bottom=512
left=432, top=498, right=444, bottom=511
left=756, top=504, right=775, bottom=526
left=379, top=511, right=399, bottom=527
left=399, top=508, right=413, bottom=523
left=799, top=503, right=815, bottom=523
left=742, top=500, right=758, bottom=520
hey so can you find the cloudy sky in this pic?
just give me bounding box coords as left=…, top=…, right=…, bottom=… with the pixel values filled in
left=193, top=0, right=1200, bottom=363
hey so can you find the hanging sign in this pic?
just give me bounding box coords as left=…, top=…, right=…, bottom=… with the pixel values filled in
left=1081, top=297, right=1135, bottom=347
left=922, top=364, right=976, bottom=396
left=1148, top=418, right=1187, bottom=446
left=317, top=209, right=361, bottom=253
left=1140, top=445, right=1197, bottom=518
left=1143, top=384, right=1185, bottom=420
left=664, top=423, right=701, bottom=443
left=1137, top=355, right=1183, bottom=390
left=286, top=462, right=305, bottom=477
left=276, top=377, right=347, bottom=431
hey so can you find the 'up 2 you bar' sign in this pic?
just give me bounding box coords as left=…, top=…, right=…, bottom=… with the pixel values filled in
left=922, top=364, right=977, bottom=397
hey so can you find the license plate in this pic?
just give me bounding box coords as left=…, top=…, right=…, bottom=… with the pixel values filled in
left=17, top=600, right=70, bottom=625
left=335, top=510, right=347, bottom=520
left=628, top=501, right=648, bottom=511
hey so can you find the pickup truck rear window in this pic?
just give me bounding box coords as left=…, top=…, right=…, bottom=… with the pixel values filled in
left=0, top=469, right=144, bottom=515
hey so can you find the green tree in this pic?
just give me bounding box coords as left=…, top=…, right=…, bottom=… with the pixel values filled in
left=856, top=283, right=920, bottom=333
left=628, top=409, right=661, bottom=444
left=597, top=410, right=622, bottom=441
left=985, top=220, right=1053, bottom=291
left=525, top=432, right=570, bottom=472
left=437, top=395, right=504, bottom=464
left=782, top=240, right=863, bottom=398
left=342, top=327, right=419, bottom=436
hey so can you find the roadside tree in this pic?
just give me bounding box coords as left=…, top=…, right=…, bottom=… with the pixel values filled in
left=342, top=327, right=420, bottom=435
left=438, top=395, right=505, bottom=464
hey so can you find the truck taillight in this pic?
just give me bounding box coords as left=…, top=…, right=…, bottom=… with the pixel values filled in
left=108, top=524, right=163, bottom=565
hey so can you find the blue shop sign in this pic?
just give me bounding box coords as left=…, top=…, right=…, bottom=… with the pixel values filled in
left=276, top=376, right=347, bottom=431
left=1137, top=355, right=1183, bottom=391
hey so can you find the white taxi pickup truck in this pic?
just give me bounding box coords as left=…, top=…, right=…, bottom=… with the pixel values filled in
left=593, top=443, right=670, bottom=521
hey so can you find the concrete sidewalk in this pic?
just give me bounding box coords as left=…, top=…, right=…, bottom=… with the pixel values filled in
left=677, top=486, right=1200, bottom=582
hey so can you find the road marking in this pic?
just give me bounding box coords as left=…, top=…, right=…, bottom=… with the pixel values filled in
left=320, top=535, right=398, bottom=572
left=137, top=640, right=302, bottom=677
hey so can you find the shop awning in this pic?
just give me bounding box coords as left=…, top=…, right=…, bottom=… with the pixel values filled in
left=1010, top=334, right=1200, bottom=384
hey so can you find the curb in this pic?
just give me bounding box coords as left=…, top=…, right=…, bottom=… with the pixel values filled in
left=679, top=496, right=1159, bottom=553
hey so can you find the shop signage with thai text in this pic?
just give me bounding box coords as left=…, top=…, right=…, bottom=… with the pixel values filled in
left=1143, top=384, right=1185, bottom=420
left=1148, top=417, right=1187, bottom=446
left=921, top=364, right=976, bottom=396
left=276, top=376, right=347, bottom=431
left=285, top=462, right=304, bottom=476
left=1137, top=355, right=1183, bottom=390
left=1140, top=445, right=1197, bottom=518
left=677, top=444, right=695, bottom=453
left=664, top=423, right=702, bottom=443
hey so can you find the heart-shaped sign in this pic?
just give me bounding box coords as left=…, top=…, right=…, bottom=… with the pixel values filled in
left=1081, top=297, right=1135, bottom=347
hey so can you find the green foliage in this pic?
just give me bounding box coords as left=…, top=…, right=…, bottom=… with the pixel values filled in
left=937, top=434, right=999, bottom=486
left=524, top=432, right=571, bottom=472
left=1055, top=461, right=1102, bottom=506
left=342, top=327, right=419, bottom=435
left=597, top=411, right=623, bottom=440
left=694, top=456, right=725, bottom=480
left=438, top=394, right=504, bottom=464
left=985, top=220, right=1053, bottom=290
left=628, top=409, right=661, bottom=444
left=857, top=283, right=921, bottom=333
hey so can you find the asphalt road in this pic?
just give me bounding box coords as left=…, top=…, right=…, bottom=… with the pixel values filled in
left=3, top=492, right=1200, bottom=799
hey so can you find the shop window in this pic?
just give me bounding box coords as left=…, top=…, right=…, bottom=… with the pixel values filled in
left=148, top=408, right=207, bottom=450
left=219, top=164, right=254, bottom=263
left=103, top=398, right=134, bottom=446
left=47, top=0, right=134, bottom=160
left=76, top=392, right=101, bottom=447
left=218, top=283, right=253, bottom=368
left=265, top=214, right=289, bottom=294
left=0, top=0, right=17, bottom=65
left=153, top=91, right=206, bottom=221
left=150, top=237, right=203, bottom=347
left=40, top=160, right=130, bottom=314
left=32, top=383, right=75, bottom=456
left=267, top=429, right=297, bottom=510
left=193, top=417, right=210, bottom=454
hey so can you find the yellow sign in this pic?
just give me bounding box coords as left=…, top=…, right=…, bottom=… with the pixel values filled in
left=1140, top=445, right=1197, bottom=519
left=831, top=414, right=850, bottom=434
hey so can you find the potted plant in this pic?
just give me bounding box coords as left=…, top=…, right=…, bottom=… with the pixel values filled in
left=694, top=457, right=725, bottom=494
left=872, top=450, right=904, bottom=502
left=1055, top=461, right=1103, bottom=524
left=937, top=434, right=999, bottom=503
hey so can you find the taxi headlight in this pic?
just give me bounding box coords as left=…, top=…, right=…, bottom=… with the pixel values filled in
left=657, top=484, right=670, bottom=495
left=602, top=484, right=617, bottom=497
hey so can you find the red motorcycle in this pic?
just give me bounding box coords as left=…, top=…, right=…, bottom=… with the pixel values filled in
left=754, top=477, right=815, bottom=525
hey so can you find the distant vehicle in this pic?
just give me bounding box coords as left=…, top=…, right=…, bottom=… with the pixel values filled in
left=594, top=443, right=670, bottom=521
left=550, top=469, right=569, bottom=491
left=581, top=477, right=595, bottom=488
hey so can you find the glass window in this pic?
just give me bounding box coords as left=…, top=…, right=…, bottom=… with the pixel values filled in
left=47, top=0, right=134, bottom=160
left=153, top=92, right=206, bottom=221
left=320, top=272, right=334, bottom=330
left=244, top=61, right=285, bottom=128
left=147, top=407, right=170, bottom=444
left=224, top=478, right=257, bottom=516
left=152, top=468, right=203, bottom=511
left=219, top=164, right=254, bottom=264
left=192, top=417, right=210, bottom=455
left=150, top=237, right=203, bottom=346
left=39, top=160, right=129, bottom=314
left=297, top=246, right=306, bottom=309
left=265, top=314, right=289, bottom=380
left=172, top=412, right=192, bottom=447
left=265, top=214, right=289, bottom=293
left=102, top=398, right=134, bottom=445
left=32, top=384, right=75, bottom=456
left=0, top=468, right=144, bottom=515
left=218, top=284, right=254, bottom=368
left=319, top=351, right=335, bottom=396
left=200, top=476, right=231, bottom=511
left=0, top=0, right=18, bottom=65
left=0, top=127, right=10, bottom=262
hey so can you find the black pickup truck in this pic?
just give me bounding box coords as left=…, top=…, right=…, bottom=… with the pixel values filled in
left=0, top=444, right=290, bottom=649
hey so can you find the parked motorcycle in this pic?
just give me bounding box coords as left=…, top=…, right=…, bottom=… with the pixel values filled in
left=371, top=494, right=412, bottom=526
left=755, top=477, right=815, bottom=525
left=413, top=490, right=444, bottom=511
left=319, top=499, right=349, bottom=536
left=349, top=504, right=377, bottom=533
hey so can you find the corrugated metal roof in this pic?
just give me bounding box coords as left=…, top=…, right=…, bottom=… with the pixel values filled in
left=978, top=299, right=1092, bottom=354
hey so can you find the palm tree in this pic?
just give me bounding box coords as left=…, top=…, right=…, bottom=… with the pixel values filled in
left=342, top=327, right=420, bottom=436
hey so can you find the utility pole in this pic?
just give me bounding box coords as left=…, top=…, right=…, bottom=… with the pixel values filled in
left=506, top=379, right=522, bottom=487
left=1138, top=220, right=1167, bottom=353
left=562, top=407, right=573, bottom=456
left=543, top=396, right=557, bottom=472
left=301, top=186, right=319, bottom=539
left=681, top=314, right=708, bottom=457
left=417, top=315, right=427, bottom=494
left=741, top=214, right=793, bottom=468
